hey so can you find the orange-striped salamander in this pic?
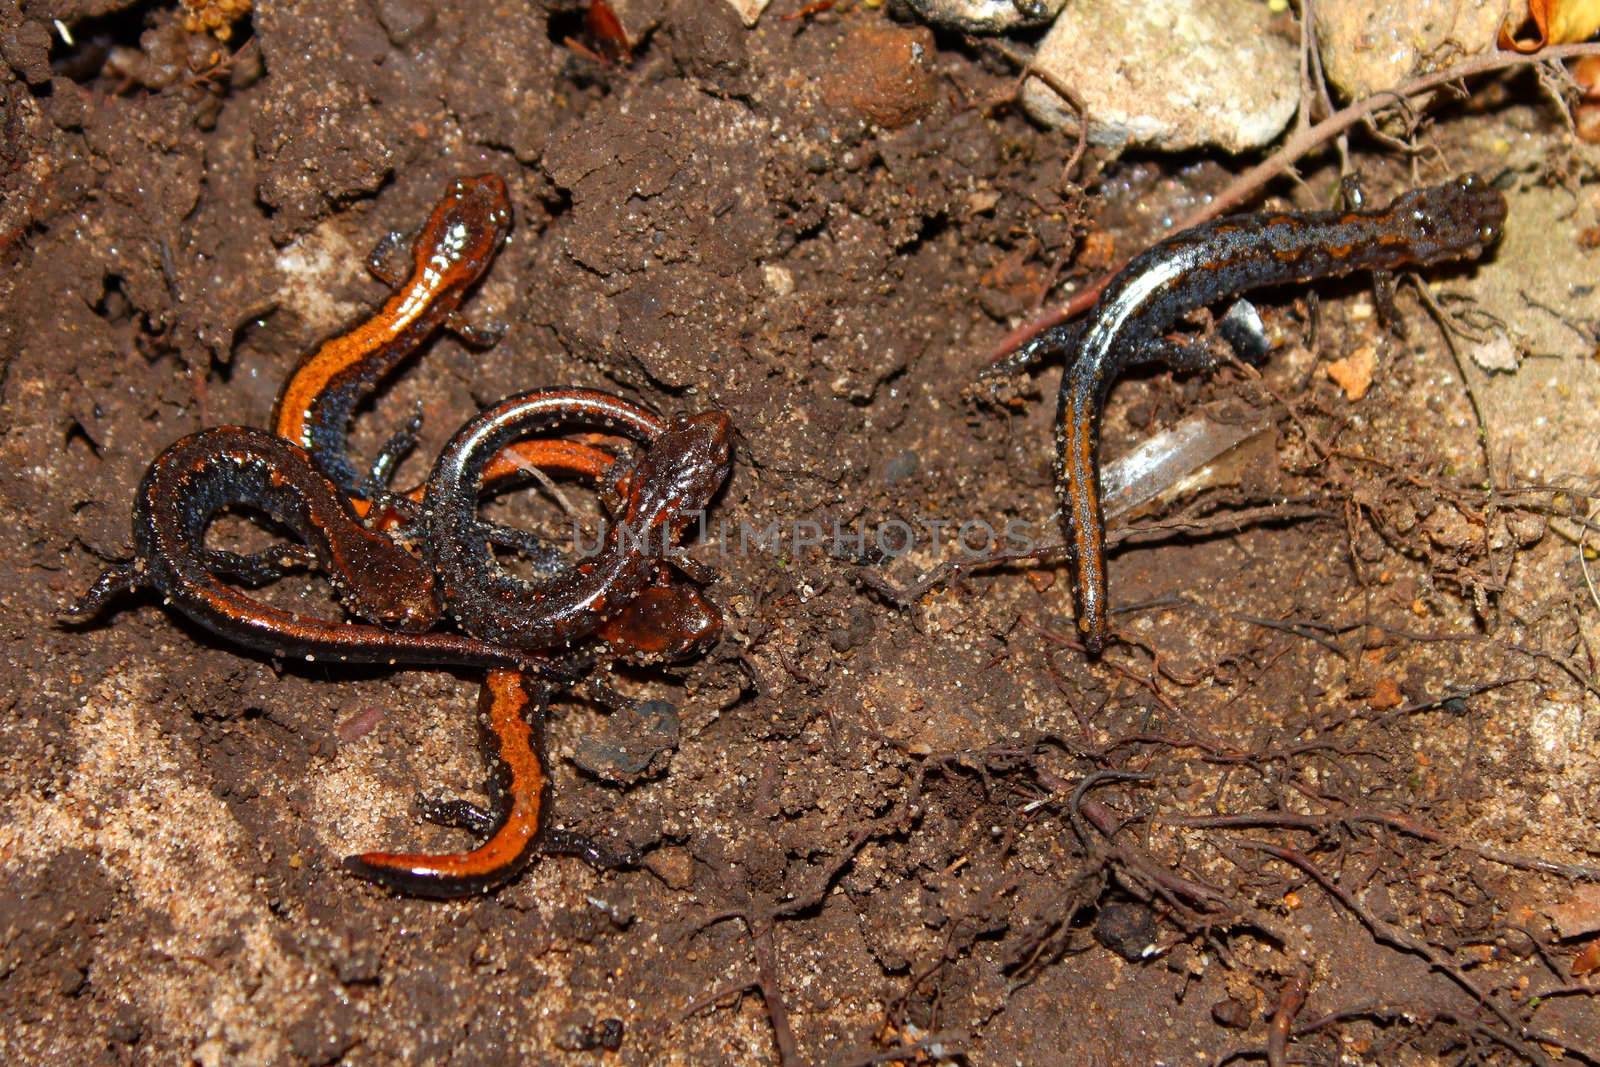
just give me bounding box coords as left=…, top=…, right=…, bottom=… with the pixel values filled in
left=423, top=389, right=733, bottom=652
left=346, top=421, right=724, bottom=896
left=464, top=430, right=725, bottom=662
left=65, top=426, right=548, bottom=672
left=420, top=427, right=726, bottom=662
left=274, top=174, right=512, bottom=498
left=344, top=587, right=722, bottom=896
left=174, top=423, right=723, bottom=666
left=1017, top=175, right=1506, bottom=654
left=345, top=669, right=556, bottom=897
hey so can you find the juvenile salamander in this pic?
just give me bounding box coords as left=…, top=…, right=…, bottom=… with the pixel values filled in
left=1036, top=174, right=1506, bottom=653
left=267, top=173, right=636, bottom=522
left=345, top=580, right=724, bottom=896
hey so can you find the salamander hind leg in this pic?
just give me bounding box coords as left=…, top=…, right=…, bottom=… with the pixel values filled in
left=365, top=407, right=424, bottom=496
left=417, top=795, right=497, bottom=835
left=538, top=828, right=640, bottom=870
left=60, top=562, right=143, bottom=622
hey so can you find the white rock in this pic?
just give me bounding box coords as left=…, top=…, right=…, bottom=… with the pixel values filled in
left=1021, top=0, right=1299, bottom=153
left=903, top=0, right=1065, bottom=34
left=1469, top=331, right=1520, bottom=373
left=1314, top=0, right=1513, bottom=102
left=722, top=0, right=772, bottom=26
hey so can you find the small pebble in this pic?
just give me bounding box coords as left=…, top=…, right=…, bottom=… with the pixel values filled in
left=902, top=0, right=1064, bottom=34
left=374, top=0, right=435, bottom=46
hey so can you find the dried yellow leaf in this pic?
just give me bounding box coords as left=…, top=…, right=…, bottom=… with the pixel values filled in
left=1500, top=0, right=1600, bottom=53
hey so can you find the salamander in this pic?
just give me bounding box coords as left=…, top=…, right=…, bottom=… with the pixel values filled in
left=65, top=426, right=546, bottom=672
left=1023, top=174, right=1507, bottom=654
left=344, top=581, right=723, bottom=897
left=274, top=174, right=512, bottom=498
left=423, top=389, right=733, bottom=651
left=344, top=669, right=554, bottom=897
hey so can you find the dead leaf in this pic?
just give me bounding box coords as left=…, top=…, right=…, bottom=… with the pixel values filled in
left=1548, top=884, right=1600, bottom=939
left=1369, top=677, right=1403, bottom=710
left=1500, top=0, right=1600, bottom=53
left=1575, top=938, right=1600, bottom=975
left=1574, top=53, right=1600, bottom=90
left=1580, top=101, right=1600, bottom=141
left=564, top=0, right=632, bottom=65
left=1575, top=55, right=1600, bottom=140
left=1324, top=343, right=1376, bottom=401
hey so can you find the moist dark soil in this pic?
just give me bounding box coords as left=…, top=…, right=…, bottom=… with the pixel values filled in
left=3, top=2, right=1599, bottom=1064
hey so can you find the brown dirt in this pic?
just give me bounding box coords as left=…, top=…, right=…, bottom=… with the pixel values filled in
left=3, top=2, right=1599, bottom=1064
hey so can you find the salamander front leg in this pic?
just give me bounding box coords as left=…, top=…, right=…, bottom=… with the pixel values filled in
left=366, top=229, right=412, bottom=288
left=982, top=321, right=1085, bottom=381
left=1338, top=174, right=1403, bottom=337
left=198, top=545, right=316, bottom=586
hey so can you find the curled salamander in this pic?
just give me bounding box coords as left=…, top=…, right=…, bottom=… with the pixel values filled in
left=1015, top=175, right=1507, bottom=653
left=69, top=423, right=723, bottom=896
left=423, top=389, right=733, bottom=652
left=65, top=426, right=544, bottom=672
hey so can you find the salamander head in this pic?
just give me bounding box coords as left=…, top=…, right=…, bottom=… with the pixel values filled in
left=598, top=583, right=723, bottom=662
left=625, top=411, right=734, bottom=534
left=417, top=174, right=513, bottom=268
left=1386, top=174, right=1507, bottom=264
left=337, top=538, right=442, bottom=632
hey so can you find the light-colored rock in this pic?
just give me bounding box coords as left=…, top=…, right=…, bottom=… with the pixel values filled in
left=903, top=0, right=1065, bottom=34
left=722, top=0, right=772, bottom=26
left=1469, top=331, right=1520, bottom=372
left=1021, top=0, right=1299, bottom=153
left=1460, top=180, right=1600, bottom=486
left=1314, top=0, right=1514, bottom=101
